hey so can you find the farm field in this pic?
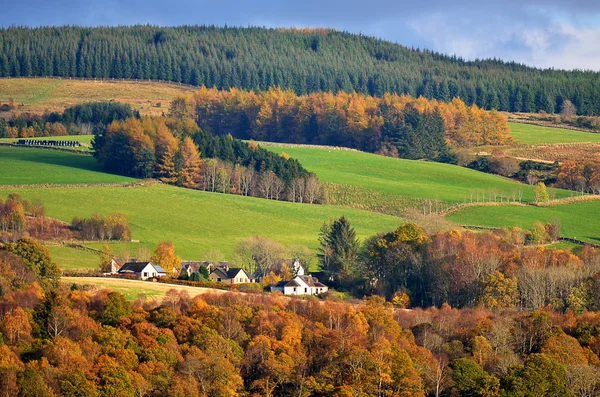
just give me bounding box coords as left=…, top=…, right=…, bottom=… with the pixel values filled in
left=0, top=135, right=94, bottom=151
left=0, top=78, right=195, bottom=116
left=3, top=183, right=402, bottom=259
left=0, top=146, right=135, bottom=185
left=448, top=200, right=600, bottom=244
left=47, top=245, right=100, bottom=271
left=508, top=122, right=600, bottom=145
left=63, top=277, right=227, bottom=300
left=265, top=144, right=570, bottom=205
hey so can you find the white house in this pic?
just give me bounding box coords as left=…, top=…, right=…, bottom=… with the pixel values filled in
left=271, top=275, right=328, bottom=296
left=118, top=261, right=167, bottom=280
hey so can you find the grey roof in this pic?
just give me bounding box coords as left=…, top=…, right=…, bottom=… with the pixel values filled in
left=118, top=262, right=152, bottom=273
left=211, top=268, right=230, bottom=279
left=118, top=262, right=166, bottom=274
left=226, top=267, right=251, bottom=279
left=153, top=265, right=167, bottom=274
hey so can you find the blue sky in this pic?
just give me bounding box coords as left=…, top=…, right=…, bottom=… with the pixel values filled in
left=2, top=0, right=600, bottom=70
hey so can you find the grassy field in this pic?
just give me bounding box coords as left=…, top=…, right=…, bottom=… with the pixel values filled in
left=0, top=135, right=94, bottom=152
left=448, top=200, right=600, bottom=244
left=4, top=183, right=402, bottom=259
left=0, top=146, right=135, bottom=185
left=47, top=245, right=100, bottom=271
left=0, top=78, right=195, bottom=116
left=509, top=122, right=600, bottom=145
left=63, top=277, right=227, bottom=300
left=265, top=145, right=570, bottom=206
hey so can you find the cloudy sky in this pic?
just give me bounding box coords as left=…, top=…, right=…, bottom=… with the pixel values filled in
left=2, top=0, right=600, bottom=71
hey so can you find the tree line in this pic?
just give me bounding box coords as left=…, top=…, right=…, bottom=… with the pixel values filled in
left=2, top=25, right=600, bottom=114
left=0, top=102, right=136, bottom=138
left=70, top=213, right=131, bottom=241
left=314, top=217, right=600, bottom=312
left=91, top=116, right=323, bottom=203
left=3, top=237, right=600, bottom=395
left=187, top=87, right=511, bottom=158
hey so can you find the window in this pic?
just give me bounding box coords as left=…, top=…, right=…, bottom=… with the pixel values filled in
left=143, top=272, right=148, bottom=277
left=293, top=287, right=296, bottom=292
left=305, top=288, right=307, bottom=293
left=217, top=278, right=222, bottom=282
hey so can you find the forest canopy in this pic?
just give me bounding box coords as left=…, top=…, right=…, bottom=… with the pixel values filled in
left=1, top=26, right=600, bottom=114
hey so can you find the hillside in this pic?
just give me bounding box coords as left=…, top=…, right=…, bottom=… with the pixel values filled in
left=448, top=200, right=600, bottom=244
left=2, top=26, right=600, bottom=114
left=0, top=78, right=194, bottom=116
left=0, top=146, right=135, bottom=185
left=4, top=184, right=401, bottom=260
left=265, top=144, right=570, bottom=213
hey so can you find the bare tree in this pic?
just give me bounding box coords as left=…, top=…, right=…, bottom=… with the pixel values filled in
left=257, top=171, right=276, bottom=199
left=273, top=176, right=286, bottom=201
left=239, top=167, right=255, bottom=196
left=304, top=174, right=321, bottom=204
left=560, top=99, right=577, bottom=117
left=294, top=178, right=306, bottom=203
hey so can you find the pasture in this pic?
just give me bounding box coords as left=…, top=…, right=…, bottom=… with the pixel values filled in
left=448, top=200, right=600, bottom=244
left=509, top=122, right=600, bottom=145
left=4, top=183, right=403, bottom=259
left=265, top=145, right=570, bottom=206
left=0, top=78, right=195, bottom=116
left=48, top=245, right=100, bottom=271
left=0, top=135, right=94, bottom=152
left=0, top=146, right=135, bottom=185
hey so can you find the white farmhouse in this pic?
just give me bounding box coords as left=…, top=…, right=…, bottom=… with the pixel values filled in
left=117, top=261, right=167, bottom=280
left=271, top=275, right=328, bottom=296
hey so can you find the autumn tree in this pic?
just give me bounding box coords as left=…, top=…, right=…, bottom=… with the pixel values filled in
left=151, top=241, right=182, bottom=277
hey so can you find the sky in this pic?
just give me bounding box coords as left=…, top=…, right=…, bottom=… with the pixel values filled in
left=2, top=0, right=600, bottom=71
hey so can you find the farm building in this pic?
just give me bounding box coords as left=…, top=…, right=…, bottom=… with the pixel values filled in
left=180, top=261, right=214, bottom=278
left=118, top=262, right=167, bottom=280
left=209, top=264, right=255, bottom=284
left=271, top=275, right=328, bottom=296
left=107, top=258, right=125, bottom=275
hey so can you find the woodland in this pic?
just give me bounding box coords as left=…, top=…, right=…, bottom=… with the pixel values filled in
left=2, top=26, right=600, bottom=115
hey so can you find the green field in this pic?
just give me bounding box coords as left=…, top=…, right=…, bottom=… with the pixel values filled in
left=0, top=146, right=135, bottom=185
left=47, top=245, right=100, bottom=271
left=448, top=201, right=600, bottom=243
left=509, top=122, right=600, bottom=145
left=0, top=135, right=94, bottom=152
left=4, top=184, right=402, bottom=259
left=265, top=145, right=569, bottom=205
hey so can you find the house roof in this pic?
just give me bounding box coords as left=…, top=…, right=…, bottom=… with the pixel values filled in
left=226, top=267, right=251, bottom=279
left=118, top=262, right=167, bottom=274
left=298, top=275, right=321, bottom=287
left=181, top=261, right=210, bottom=273
left=118, top=262, right=153, bottom=273
left=210, top=268, right=230, bottom=279
left=153, top=265, right=167, bottom=274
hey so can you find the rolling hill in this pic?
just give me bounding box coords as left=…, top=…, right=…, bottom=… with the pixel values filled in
left=0, top=146, right=135, bottom=185
left=0, top=78, right=194, bottom=116
left=4, top=183, right=402, bottom=260
left=264, top=144, right=571, bottom=211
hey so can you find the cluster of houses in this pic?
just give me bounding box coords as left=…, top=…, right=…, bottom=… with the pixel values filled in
left=107, top=258, right=328, bottom=296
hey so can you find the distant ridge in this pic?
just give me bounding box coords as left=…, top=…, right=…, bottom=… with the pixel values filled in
left=1, top=25, right=599, bottom=114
